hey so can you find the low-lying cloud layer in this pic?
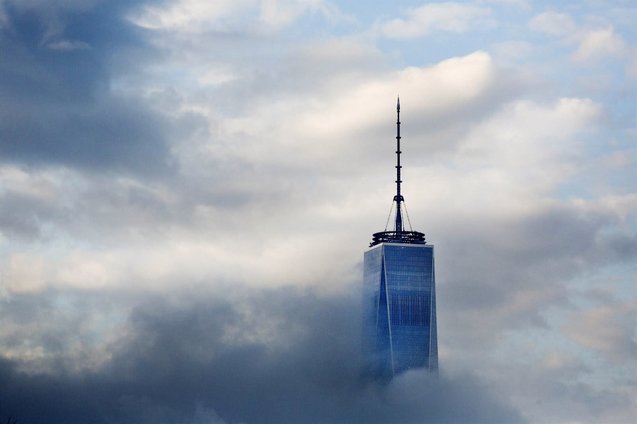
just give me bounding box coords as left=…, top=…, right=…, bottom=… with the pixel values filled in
left=0, top=287, right=525, bottom=424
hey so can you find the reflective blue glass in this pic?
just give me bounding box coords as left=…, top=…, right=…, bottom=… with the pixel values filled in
left=363, top=243, right=437, bottom=378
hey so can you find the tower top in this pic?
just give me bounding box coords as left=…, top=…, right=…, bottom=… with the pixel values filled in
left=369, top=98, right=426, bottom=247
left=394, top=97, right=404, bottom=233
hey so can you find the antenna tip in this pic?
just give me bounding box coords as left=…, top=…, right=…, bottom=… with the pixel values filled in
left=397, top=96, right=400, bottom=111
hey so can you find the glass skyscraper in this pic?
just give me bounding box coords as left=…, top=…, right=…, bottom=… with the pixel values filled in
left=362, top=99, right=438, bottom=379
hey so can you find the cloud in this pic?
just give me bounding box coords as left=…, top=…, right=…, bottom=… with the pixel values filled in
left=0, top=51, right=538, bottom=297
left=562, top=300, right=637, bottom=363
left=0, top=287, right=525, bottom=424
left=258, top=0, right=339, bottom=30
left=0, top=97, right=175, bottom=173
left=379, top=2, right=493, bottom=39
left=0, top=0, right=176, bottom=174
left=572, top=26, right=626, bottom=62
left=128, top=0, right=245, bottom=30
left=218, top=51, right=522, bottom=175
left=487, top=341, right=637, bottom=424
left=528, top=11, right=576, bottom=36
left=46, top=39, right=91, bottom=50
left=129, top=0, right=342, bottom=33
left=434, top=195, right=637, bottom=354
left=529, top=10, right=628, bottom=64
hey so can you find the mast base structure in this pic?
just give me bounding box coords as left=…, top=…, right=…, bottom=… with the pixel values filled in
left=369, top=230, right=425, bottom=247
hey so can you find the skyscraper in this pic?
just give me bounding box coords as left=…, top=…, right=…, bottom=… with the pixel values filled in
left=362, top=99, right=438, bottom=380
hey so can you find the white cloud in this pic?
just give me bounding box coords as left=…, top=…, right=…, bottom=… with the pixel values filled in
left=529, top=11, right=576, bottom=36
left=128, top=0, right=340, bottom=33
left=562, top=301, right=637, bottom=363
left=529, top=11, right=629, bottom=64
left=3, top=253, right=47, bottom=294
left=572, top=26, right=626, bottom=62
left=481, top=0, right=530, bottom=8
left=220, top=51, right=499, bottom=172
left=456, top=97, right=602, bottom=191
left=490, top=40, right=534, bottom=63
left=296, top=37, right=383, bottom=69
left=259, top=0, right=329, bottom=29
left=0, top=52, right=523, bottom=296
left=0, top=166, right=58, bottom=201
left=0, top=51, right=606, bottom=302
left=128, top=0, right=251, bottom=31
left=379, top=2, right=492, bottom=39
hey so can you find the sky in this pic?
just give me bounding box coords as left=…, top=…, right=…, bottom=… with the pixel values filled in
left=0, top=0, right=635, bottom=422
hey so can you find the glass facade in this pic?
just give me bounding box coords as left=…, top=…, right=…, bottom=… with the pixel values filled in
left=363, top=243, right=437, bottom=379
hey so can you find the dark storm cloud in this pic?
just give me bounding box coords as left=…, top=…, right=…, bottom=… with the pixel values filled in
left=0, top=0, right=174, bottom=174
left=0, top=287, right=525, bottom=424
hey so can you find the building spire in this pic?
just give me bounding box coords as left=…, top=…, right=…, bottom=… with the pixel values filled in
left=394, top=97, right=404, bottom=232
left=369, top=98, right=426, bottom=247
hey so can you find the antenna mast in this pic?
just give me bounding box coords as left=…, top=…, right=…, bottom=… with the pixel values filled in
left=369, top=98, right=426, bottom=247
left=394, top=97, right=404, bottom=232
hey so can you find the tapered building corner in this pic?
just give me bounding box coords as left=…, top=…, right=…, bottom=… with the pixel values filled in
left=362, top=98, right=438, bottom=380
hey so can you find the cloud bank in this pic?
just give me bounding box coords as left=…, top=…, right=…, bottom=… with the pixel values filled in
left=0, top=287, right=524, bottom=424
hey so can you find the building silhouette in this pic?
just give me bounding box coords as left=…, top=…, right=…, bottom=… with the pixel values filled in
left=362, top=99, right=438, bottom=380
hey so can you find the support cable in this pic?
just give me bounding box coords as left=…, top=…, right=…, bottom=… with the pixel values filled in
left=403, top=201, right=414, bottom=232
left=384, top=200, right=395, bottom=232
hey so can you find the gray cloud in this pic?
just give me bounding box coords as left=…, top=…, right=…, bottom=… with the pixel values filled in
left=0, top=0, right=175, bottom=174
left=436, top=200, right=637, bottom=352
left=0, top=286, right=525, bottom=424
